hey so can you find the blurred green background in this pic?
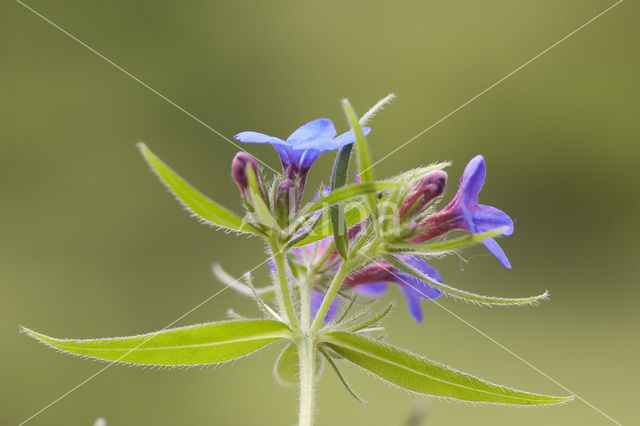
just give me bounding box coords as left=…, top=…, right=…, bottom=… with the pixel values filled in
left=2, top=0, right=638, bottom=425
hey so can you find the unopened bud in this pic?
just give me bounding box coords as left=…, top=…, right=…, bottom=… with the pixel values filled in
left=276, top=178, right=296, bottom=217
left=342, top=261, right=394, bottom=288
left=231, top=152, right=261, bottom=196
left=398, top=170, right=447, bottom=219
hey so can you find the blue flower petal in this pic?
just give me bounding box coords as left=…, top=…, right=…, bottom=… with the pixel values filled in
left=310, top=290, right=340, bottom=323
left=287, top=118, right=336, bottom=145
left=483, top=238, right=512, bottom=269
left=459, top=154, right=486, bottom=205
left=353, top=281, right=388, bottom=297
left=398, top=273, right=443, bottom=300
left=330, top=127, right=372, bottom=148
left=234, top=131, right=287, bottom=146
left=399, top=284, right=425, bottom=322
left=398, top=256, right=443, bottom=284
left=471, top=204, right=514, bottom=235
left=394, top=256, right=443, bottom=322
left=234, top=131, right=292, bottom=167
left=234, top=119, right=373, bottom=175
left=294, top=148, right=324, bottom=171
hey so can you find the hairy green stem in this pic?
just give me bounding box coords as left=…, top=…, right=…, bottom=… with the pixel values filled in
left=308, top=261, right=351, bottom=336
left=297, top=337, right=316, bottom=426
left=270, top=240, right=300, bottom=333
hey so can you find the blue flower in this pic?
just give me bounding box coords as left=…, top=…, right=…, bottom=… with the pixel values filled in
left=410, top=155, right=514, bottom=268
left=310, top=290, right=340, bottom=323
left=234, top=118, right=371, bottom=175
left=344, top=255, right=442, bottom=323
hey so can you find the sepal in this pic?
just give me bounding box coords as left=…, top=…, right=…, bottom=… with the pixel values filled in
left=342, top=99, right=377, bottom=217
left=382, top=254, right=549, bottom=306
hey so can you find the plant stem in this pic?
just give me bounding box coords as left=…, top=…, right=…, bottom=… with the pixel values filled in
left=308, top=260, right=351, bottom=336
left=271, top=240, right=300, bottom=333
left=300, top=277, right=311, bottom=332
left=297, top=337, right=316, bottom=426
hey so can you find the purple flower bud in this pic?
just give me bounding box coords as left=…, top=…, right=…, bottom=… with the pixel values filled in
left=398, top=170, right=448, bottom=219
left=275, top=178, right=296, bottom=216
left=343, top=261, right=395, bottom=287
left=231, top=152, right=262, bottom=197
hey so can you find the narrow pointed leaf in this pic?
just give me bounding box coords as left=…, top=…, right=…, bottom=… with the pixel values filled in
left=138, top=143, right=260, bottom=234
left=273, top=343, right=323, bottom=387
left=334, top=303, right=394, bottom=332
left=318, top=346, right=365, bottom=403
left=286, top=211, right=328, bottom=248
left=294, top=203, right=367, bottom=247
left=382, top=254, right=549, bottom=306
left=392, top=228, right=508, bottom=253
left=301, top=182, right=398, bottom=216
left=331, top=204, right=349, bottom=259
left=323, top=331, right=572, bottom=405
left=331, top=144, right=353, bottom=191
left=336, top=295, right=359, bottom=324
left=343, top=99, right=377, bottom=217
left=330, top=144, right=354, bottom=259
left=22, top=320, right=291, bottom=366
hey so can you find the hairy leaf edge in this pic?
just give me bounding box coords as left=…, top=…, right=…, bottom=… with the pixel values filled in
left=21, top=320, right=291, bottom=368
left=323, top=332, right=573, bottom=406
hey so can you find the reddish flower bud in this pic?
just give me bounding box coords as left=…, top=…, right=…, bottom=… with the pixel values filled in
left=231, top=152, right=261, bottom=197
left=398, top=170, right=447, bottom=219
left=342, top=261, right=395, bottom=288
left=275, top=178, right=296, bottom=217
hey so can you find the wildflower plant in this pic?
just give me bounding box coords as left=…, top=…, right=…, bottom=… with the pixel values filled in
left=22, top=96, right=572, bottom=425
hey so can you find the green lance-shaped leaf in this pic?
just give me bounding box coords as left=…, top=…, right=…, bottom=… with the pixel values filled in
left=342, top=99, right=377, bottom=217
left=334, top=303, right=394, bottom=332
left=22, top=319, right=291, bottom=366
left=391, top=228, right=508, bottom=253
left=273, top=343, right=324, bottom=387
left=381, top=254, right=549, bottom=306
left=330, top=144, right=354, bottom=259
left=294, top=202, right=367, bottom=247
left=301, top=182, right=398, bottom=216
left=138, top=143, right=261, bottom=235
left=323, top=331, right=572, bottom=405
left=318, top=346, right=365, bottom=403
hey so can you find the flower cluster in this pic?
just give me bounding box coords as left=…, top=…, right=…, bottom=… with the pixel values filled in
left=231, top=117, right=514, bottom=322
